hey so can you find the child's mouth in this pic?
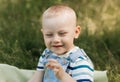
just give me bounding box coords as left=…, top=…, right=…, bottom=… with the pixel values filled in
left=52, top=45, right=63, bottom=48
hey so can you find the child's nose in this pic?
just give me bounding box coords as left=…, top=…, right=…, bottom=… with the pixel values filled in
left=53, top=35, right=60, bottom=43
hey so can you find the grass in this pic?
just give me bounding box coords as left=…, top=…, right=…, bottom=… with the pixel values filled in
left=0, top=0, right=120, bottom=82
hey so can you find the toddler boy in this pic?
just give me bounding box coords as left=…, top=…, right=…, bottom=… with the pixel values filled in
left=28, top=4, right=94, bottom=82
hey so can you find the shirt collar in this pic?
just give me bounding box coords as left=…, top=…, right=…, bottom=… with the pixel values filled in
left=45, top=46, right=84, bottom=62
left=58, top=46, right=79, bottom=58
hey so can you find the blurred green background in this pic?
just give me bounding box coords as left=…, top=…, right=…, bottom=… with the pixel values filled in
left=0, top=0, right=120, bottom=82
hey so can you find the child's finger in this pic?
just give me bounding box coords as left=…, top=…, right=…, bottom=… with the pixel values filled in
left=46, top=62, right=60, bottom=70
left=53, top=68, right=59, bottom=74
left=48, top=59, right=58, bottom=63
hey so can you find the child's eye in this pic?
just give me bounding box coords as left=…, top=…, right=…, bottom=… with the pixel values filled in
left=59, top=32, right=67, bottom=36
left=45, top=34, right=53, bottom=37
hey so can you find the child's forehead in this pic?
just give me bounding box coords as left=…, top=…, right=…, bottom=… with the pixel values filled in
left=42, top=25, right=74, bottom=32
left=42, top=9, right=76, bottom=24
left=43, top=13, right=71, bottom=22
left=42, top=15, right=75, bottom=29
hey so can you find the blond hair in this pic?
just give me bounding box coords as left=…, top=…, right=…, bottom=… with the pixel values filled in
left=42, top=5, right=76, bottom=26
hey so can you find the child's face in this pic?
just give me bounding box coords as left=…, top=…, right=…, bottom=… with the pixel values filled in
left=42, top=15, right=80, bottom=55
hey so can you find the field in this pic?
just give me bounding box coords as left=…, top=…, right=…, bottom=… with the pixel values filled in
left=0, top=0, right=120, bottom=82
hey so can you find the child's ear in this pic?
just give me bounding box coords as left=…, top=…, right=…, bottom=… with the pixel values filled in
left=75, top=26, right=80, bottom=39
left=41, top=29, right=43, bottom=33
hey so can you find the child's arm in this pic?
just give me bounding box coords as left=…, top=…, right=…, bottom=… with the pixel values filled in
left=28, top=70, right=44, bottom=82
left=46, top=59, right=76, bottom=82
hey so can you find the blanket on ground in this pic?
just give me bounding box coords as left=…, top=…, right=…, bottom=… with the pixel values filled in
left=0, top=64, right=108, bottom=82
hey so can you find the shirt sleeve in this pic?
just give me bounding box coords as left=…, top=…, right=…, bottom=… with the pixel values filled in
left=37, top=56, right=45, bottom=71
left=69, top=59, right=94, bottom=82
left=37, top=49, right=48, bottom=71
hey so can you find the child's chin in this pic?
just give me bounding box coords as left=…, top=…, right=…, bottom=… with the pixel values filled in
left=54, top=51, right=67, bottom=55
left=51, top=48, right=67, bottom=55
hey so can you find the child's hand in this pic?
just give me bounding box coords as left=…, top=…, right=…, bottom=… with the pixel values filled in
left=46, top=59, right=66, bottom=80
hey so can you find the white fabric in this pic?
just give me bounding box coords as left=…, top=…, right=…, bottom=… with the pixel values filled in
left=94, top=70, right=108, bottom=82
left=0, top=64, right=108, bottom=82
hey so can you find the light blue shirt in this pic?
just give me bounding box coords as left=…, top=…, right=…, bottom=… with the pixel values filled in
left=37, top=47, right=94, bottom=82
